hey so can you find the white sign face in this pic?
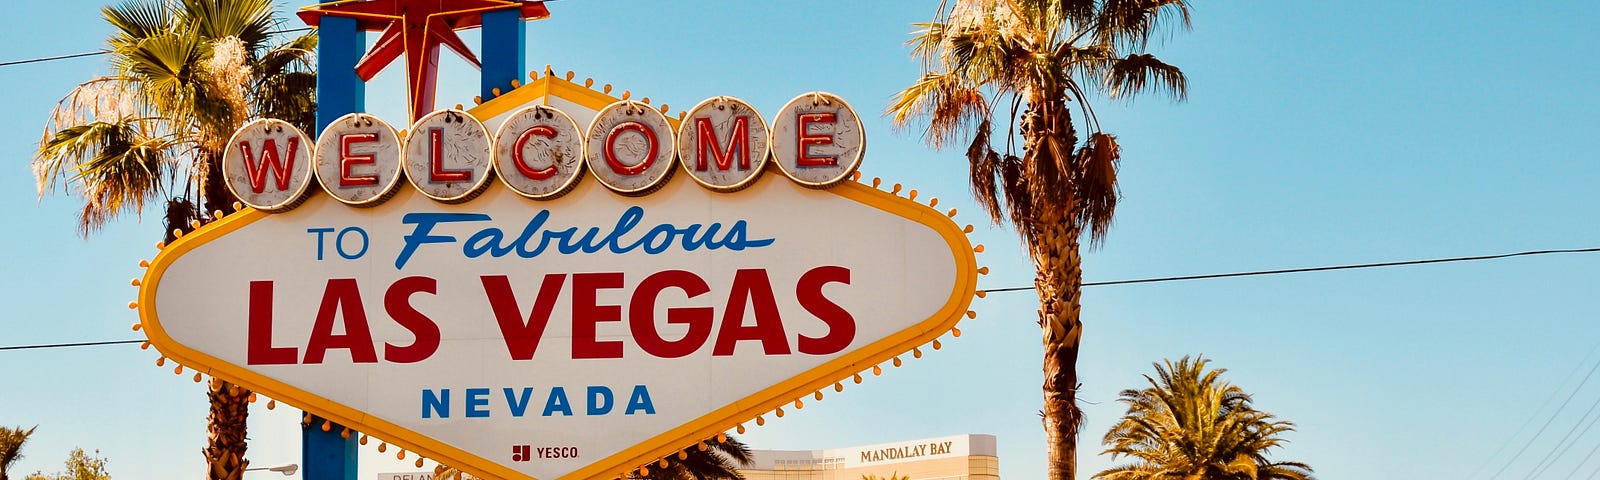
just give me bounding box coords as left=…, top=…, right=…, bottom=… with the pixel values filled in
left=405, top=109, right=494, bottom=203
left=223, top=118, right=315, bottom=211
left=493, top=105, right=585, bottom=200
left=770, top=92, right=863, bottom=188
left=140, top=175, right=975, bottom=480
left=316, top=114, right=405, bottom=206
left=677, top=97, right=769, bottom=192
left=585, top=101, right=677, bottom=195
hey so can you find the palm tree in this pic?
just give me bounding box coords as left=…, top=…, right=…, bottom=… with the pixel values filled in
left=1095, top=357, right=1313, bottom=480
left=889, top=1, right=1189, bottom=478
left=32, top=1, right=316, bottom=479
left=1, top=425, right=38, bottom=480
left=863, top=473, right=910, bottom=480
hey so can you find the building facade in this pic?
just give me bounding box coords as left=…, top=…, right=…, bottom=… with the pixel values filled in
left=739, top=434, right=998, bottom=480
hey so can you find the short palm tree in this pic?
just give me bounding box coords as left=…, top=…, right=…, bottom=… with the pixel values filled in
left=890, top=1, right=1189, bottom=478
left=1, top=425, right=38, bottom=480
left=31, top=1, right=316, bottom=480
left=1095, top=357, right=1313, bottom=480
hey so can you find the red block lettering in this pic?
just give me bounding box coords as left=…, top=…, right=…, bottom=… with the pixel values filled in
left=428, top=127, right=472, bottom=182
left=795, top=112, right=838, bottom=167
left=384, top=276, right=441, bottom=363
left=237, top=137, right=299, bottom=193
left=339, top=133, right=379, bottom=187
left=572, top=273, right=625, bottom=359
left=247, top=280, right=298, bottom=365
left=512, top=126, right=559, bottom=180
left=695, top=116, right=751, bottom=171
left=483, top=274, right=566, bottom=361
left=604, top=122, right=658, bottom=176
left=796, top=266, right=855, bottom=355
left=629, top=270, right=714, bottom=358
left=303, top=278, right=378, bottom=364
left=713, top=269, right=791, bottom=356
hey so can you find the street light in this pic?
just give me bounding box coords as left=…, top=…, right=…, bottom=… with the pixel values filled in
left=245, top=464, right=299, bottom=476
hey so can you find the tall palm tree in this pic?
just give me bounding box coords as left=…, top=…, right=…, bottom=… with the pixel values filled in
left=1095, top=357, right=1313, bottom=480
left=32, top=1, right=316, bottom=479
left=889, top=1, right=1189, bottom=478
left=1, top=425, right=38, bottom=480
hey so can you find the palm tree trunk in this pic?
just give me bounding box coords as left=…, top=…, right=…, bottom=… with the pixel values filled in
left=206, top=378, right=251, bottom=480
left=1036, top=207, right=1085, bottom=480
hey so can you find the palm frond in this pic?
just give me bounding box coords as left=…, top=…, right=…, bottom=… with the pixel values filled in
left=1104, top=53, right=1186, bottom=101
left=1095, top=0, right=1192, bottom=50
left=178, top=0, right=276, bottom=49
left=104, top=0, right=173, bottom=48
left=888, top=71, right=990, bottom=149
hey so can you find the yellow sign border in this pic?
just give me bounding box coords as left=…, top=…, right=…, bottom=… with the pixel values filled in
left=138, top=76, right=979, bottom=480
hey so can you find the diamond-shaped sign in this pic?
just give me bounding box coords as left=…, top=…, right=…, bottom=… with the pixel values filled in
left=136, top=79, right=977, bottom=480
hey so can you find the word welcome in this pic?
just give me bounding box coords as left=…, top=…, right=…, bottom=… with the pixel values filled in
left=221, top=93, right=864, bottom=211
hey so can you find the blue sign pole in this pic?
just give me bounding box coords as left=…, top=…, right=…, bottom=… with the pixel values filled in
left=306, top=14, right=363, bottom=480
left=481, top=8, right=527, bottom=103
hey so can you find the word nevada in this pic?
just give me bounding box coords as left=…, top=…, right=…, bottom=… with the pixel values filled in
left=221, top=93, right=865, bottom=211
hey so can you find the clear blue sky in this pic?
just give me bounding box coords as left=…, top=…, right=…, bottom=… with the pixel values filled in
left=4, top=1, right=1599, bottom=479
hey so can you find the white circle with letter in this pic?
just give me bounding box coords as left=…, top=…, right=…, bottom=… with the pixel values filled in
left=586, top=101, right=676, bottom=196
left=770, top=91, right=864, bottom=188
left=405, top=109, right=493, bottom=203
left=494, top=105, right=585, bottom=200
left=677, top=96, right=769, bottom=192
left=314, top=113, right=403, bottom=207
left=222, top=118, right=314, bottom=211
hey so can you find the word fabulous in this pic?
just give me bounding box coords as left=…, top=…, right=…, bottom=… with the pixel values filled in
left=221, top=93, right=864, bottom=211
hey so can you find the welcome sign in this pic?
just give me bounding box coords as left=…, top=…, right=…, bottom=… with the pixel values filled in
left=136, top=81, right=978, bottom=480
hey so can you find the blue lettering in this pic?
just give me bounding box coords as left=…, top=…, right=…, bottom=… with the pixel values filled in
left=396, top=213, right=492, bottom=269
left=464, top=227, right=506, bottom=258
left=307, top=227, right=334, bottom=260
left=465, top=388, right=490, bottom=418
left=336, top=226, right=368, bottom=259
left=587, top=386, right=614, bottom=415
left=504, top=388, right=534, bottom=417
left=543, top=387, right=573, bottom=416
left=625, top=385, right=655, bottom=415
left=422, top=389, right=449, bottom=418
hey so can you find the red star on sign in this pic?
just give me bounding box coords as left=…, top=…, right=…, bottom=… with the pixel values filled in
left=298, top=0, right=550, bottom=121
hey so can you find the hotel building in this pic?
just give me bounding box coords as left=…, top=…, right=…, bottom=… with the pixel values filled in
left=739, top=434, right=999, bottom=480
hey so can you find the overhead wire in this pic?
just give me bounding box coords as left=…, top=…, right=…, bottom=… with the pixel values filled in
left=0, top=27, right=313, bottom=68
left=3, top=246, right=1598, bottom=352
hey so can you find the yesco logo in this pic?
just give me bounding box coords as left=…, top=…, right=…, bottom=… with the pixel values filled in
left=221, top=93, right=864, bottom=211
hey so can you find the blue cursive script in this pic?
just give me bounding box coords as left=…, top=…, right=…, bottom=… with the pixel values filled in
left=394, top=206, right=775, bottom=269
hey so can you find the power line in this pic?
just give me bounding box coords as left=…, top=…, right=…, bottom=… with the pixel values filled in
left=984, top=247, right=1600, bottom=293
left=0, top=339, right=143, bottom=351
left=4, top=246, right=1597, bottom=353
left=0, top=27, right=313, bottom=68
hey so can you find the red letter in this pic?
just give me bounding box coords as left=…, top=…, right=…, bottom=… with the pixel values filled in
left=695, top=116, right=751, bottom=171
left=247, top=280, right=298, bottom=365
left=237, top=137, right=299, bottom=193
left=604, top=122, right=657, bottom=176
left=384, top=276, right=440, bottom=363
left=512, top=125, right=559, bottom=180
left=796, top=266, right=854, bottom=355
left=483, top=274, right=566, bottom=360
left=428, top=127, right=472, bottom=182
left=795, top=112, right=838, bottom=167
left=572, top=273, right=625, bottom=359
left=712, top=269, right=791, bottom=356
left=339, top=133, right=379, bottom=187
left=304, top=278, right=378, bottom=364
left=629, top=270, right=713, bottom=358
